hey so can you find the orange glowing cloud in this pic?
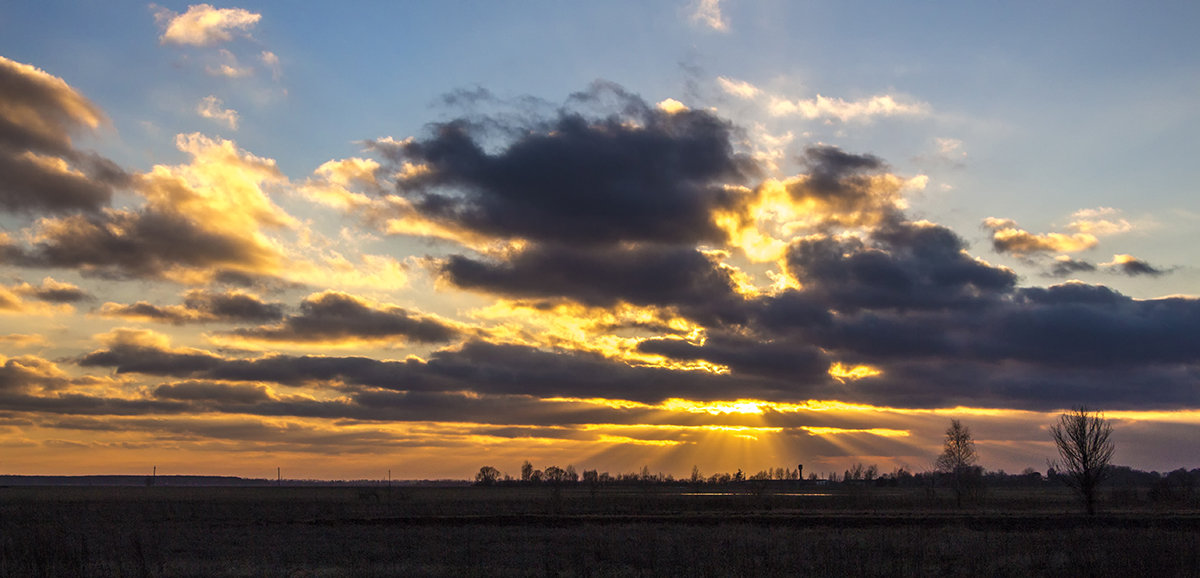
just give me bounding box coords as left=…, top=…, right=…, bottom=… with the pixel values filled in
left=468, top=299, right=723, bottom=372
left=983, top=217, right=1099, bottom=256
left=713, top=171, right=926, bottom=265
left=799, top=426, right=909, bottom=437
left=828, top=362, right=883, bottom=383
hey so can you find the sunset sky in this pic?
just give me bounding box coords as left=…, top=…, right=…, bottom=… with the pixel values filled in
left=1, top=1, right=1198, bottom=480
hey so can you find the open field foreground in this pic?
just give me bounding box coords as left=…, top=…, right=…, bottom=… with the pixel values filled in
left=2, top=485, right=1199, bottom=576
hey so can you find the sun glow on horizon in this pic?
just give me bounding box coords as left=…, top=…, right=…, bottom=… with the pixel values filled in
left=800, top=426, right=910, bottom=437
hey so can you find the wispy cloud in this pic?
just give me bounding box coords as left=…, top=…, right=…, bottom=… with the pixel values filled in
left=769, top=93, right=929, bottom=122
left=196, top=96, right=239, bottom=130
left=714, top=75, right=929, bottom=123
left=689, top=0, right=729, bottom=31
left=204, top=49, right=253, bottom=78
left=155, top=3, right=262, bottom=46
left=717, top=76, right=760, bottom=99
left=1067, top=207, right=1132, bottom=236
left=259, top=50, right=282, bottom=81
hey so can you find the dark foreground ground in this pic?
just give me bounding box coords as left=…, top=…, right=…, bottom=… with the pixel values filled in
left=2, top=484, right=1198, bottom=576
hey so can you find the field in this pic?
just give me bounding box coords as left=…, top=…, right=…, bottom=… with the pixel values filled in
left=2, top=483, right=1198, bottom=576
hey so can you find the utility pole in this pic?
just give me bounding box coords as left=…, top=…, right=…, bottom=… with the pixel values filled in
left=277, top=466, right=281, bottom=486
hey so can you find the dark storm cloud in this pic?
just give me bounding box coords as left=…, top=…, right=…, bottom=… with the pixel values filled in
left=99, top=301, right=192, bottom=323
left=153, top=381, right=273, bottom=404
left=4, top=277, right=92, bottom=303
left=3, top=209, right=279, bottom=280
left=100, top=289, right=284, bottom=325
left=838, top=357, right=1200, bottom=412
left=0, top=56, right=128, bottom=214
left=1018, top=282, right=1124, bottom=306
left=24, top=385, right=864, bottom=429
left=1048, top=257, right=1097, bottom=277
left=26, top=414, right=407, bottom=453
left=77, top=338, right=764, bottom=403
left=1110, top=256, right=1168, bottom=277
left=375, top=81, right=756, bottom=246
left=744, top=280, right=1200, bottom=409
left=225, top=291, right=459, bottom=344
left=728, top=203, right=1200, bottom=409
left=810, top=310, right=965, bottom=360
left=637, top=335, right=829, bottom=381
left=442, top=245, right=746, bottom=323
left=0, top=153, right=124, bottom=214
left=0, top=392, right=188, bottom=416
left=979, top=286, right=1200, bottom=367
left=417, top=340, right=746, bottom=401
left=750, top=291, right=835, bottom=333
left=0, top=354, right=194, bottom=416
left=59, top=264, right=1200, bottom=414
left=3, top=62, right=1182, bottom=416
left=795, top=146, right=889, bottom=204
left=0, top=356, right=67, bottom=392
left=754, top=273, right=1200, bottom=367
left=78, top=342, right=224, bottom=377
left=26, top=282, right=91, bottom=303
left=785, top=221, right=1017, bottom=313
left=185, top=289, right=284, bottom=321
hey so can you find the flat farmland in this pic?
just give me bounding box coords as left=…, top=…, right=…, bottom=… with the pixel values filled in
left=2, top=484, right=1197, bottom=576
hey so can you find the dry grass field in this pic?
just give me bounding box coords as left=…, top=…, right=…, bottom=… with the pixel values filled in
left=2, top=484, right=1198, bottom=576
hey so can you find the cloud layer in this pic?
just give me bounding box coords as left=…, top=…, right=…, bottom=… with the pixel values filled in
left=0, top=43, right=1196, bottom=478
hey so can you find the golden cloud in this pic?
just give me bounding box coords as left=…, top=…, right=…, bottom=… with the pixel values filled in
left=828, top=362, right=883, bottom=383
left=716, top=76, right=760, bottom=99
left=983, top=217, right=1099, bottom=256
left=768, top=94, right=929, bottom=122
left=0, top=284, right=74, bottom=316
left=301, top=157, right=381, bottom=208
left=656, top=98, right=689, bottom=114
left=714, top=171, right=923, bottom=264
left=469, top=299, right=722, bottom=372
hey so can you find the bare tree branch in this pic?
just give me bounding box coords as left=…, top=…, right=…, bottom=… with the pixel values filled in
left=1050, top=406, right=1115, bottom=515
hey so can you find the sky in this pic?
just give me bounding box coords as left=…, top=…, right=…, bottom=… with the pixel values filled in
left=1, top=1, right=1198, bottom=481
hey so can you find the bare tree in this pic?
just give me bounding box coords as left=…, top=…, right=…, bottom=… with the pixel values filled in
left=1050, top=406, right=1114, bottom=515
left=936, top=419, right=980, bottom=506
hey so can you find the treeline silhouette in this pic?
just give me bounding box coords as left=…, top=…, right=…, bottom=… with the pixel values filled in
left=476, top=462, right=1200, bottom=499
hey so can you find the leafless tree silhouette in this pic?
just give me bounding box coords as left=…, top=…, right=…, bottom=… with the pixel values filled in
left=1050, top=406, right=1114, bottom=515
left=936, top=419, right=980, bottom=507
